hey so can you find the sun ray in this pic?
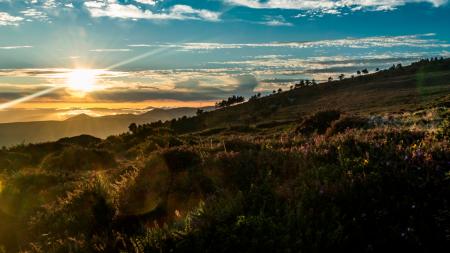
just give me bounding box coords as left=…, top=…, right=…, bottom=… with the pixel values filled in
left=0, top=45, right=175, bottom=110
left=0, top=86, right=61, bottom=110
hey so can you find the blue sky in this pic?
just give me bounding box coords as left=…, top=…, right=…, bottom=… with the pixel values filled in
left=0, top=0, right=449, bottom=122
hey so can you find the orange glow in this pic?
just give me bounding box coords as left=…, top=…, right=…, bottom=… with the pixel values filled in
left=10, top=100, right=216, bottom=110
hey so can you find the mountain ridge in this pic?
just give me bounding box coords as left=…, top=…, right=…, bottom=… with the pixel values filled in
left=0, top=107, right=212, bottom=147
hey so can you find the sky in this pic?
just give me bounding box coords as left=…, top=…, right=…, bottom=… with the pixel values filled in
left=0, top=0, right=449, bottom=122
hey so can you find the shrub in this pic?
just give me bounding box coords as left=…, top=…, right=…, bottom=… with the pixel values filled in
left=161, top=147, right=201, bottom=174
left=223, top=139, right=260, bottom=152
left=40, top=146, right=116, bottom=171
left=327, top=115, right=370, bottom=135
left=296, top=110, right=341, bottom=135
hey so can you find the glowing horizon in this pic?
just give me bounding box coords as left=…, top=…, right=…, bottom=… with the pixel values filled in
left=1, top=0, right=449, bottom=122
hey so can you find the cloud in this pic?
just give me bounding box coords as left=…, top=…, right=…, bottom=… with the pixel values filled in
left=20, top=8, right=49, bottom=22
left=134, top=0, right=158, bottom=6
left=84, top=0, right=221, bottom=21
left=0, top=45, right=33, bottom=50
left=0, top=11, right=23, bottom=26
left=258, top=15, right=293, bottom=26
left=225, top=0, right=448, bottom=16
left=89, top=48, right=132, bottom=52
left=128, top=34, right=450, bottom=51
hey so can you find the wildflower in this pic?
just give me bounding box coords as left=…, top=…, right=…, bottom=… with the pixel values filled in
left=363, top=159, right=369, bottom=166
left=411, top=143, right=417, bottom=149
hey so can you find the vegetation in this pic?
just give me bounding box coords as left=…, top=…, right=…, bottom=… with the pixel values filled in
left=0, top=58, right=449, bottom=252
left=215, top=95, right=245, bottom=108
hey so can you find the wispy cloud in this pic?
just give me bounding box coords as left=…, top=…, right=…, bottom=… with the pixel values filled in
left=20, top=8, right=49, bottom=22
left=84, top=1, right=221, bottom=21
left=128, top=34, right=450, bottom=51
left=225, top=0, right=448, bottom=16
left=258, top=15, right=293, bottom=26
left=89, top=48, right=132, bottom=52
left=0, top=45, right=33, bottom=50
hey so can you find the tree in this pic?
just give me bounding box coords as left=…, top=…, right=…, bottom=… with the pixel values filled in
left=312, top=79, right=317, bottom=85
left=328, top=77, right=333, bottom=82
left=339, top=74, right=345, bottom=81
left=362, top=69, right=369, bottom=74
left=357, top=70, right=361, bottom=75
left=376, top=68, right=380, bottom=72
left=277, top=88, right=282, bottom=93
left=295, top=80, right=306, bottom=88
left=215, top=95, right=246, bottom=108
left=128, top=123, right=137, bottom=134
left=196, top=109, right=204, bottom=116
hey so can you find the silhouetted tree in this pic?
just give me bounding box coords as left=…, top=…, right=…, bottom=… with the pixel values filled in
left=277, top=88, right=282, bottom=93
left=357, top=70, right=361, bottom=75
left=362, top=69, right=369, bottom=74
left=339, top=74, right=345, bottom=81
left=328, top=77, right=333, bottom=82
left=128, top=123, right=137, bottom=134
left=295, top=80, right=306, bottom=88
left=376, top=68, right=380, bottom=72
left=196, top=109, right=204, bottom=116
left=215, top=95, right=246, bottom=108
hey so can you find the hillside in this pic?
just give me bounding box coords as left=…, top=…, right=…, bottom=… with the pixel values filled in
left=0, top=107, right=210, bottom=147
left=0, top=58, right=449, bottom=252
left=163, top=58, right=450, bottom=134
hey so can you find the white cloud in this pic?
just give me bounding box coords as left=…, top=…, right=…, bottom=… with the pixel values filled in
left=134, top=0, right=158, bottom=6
left=89, top=48, right=132, bottom=52
left=0, top=45, right=33, bottom=49
left=20, top=8, right=49, bottom=22
left=84, top=1, right=221, bottom=21
left=258, top=15, right=293, bottom=26
left=0, top=12, right=24, bottom=26
left=128, top=34, right=450, bottom=51
left=226, top=0, right=448, bottom=15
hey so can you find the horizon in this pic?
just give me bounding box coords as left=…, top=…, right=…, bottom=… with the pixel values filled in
left=1, top=0, right=450, bottom=122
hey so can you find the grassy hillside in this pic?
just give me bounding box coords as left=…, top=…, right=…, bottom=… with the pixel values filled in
left=0, top=58, right=449, bottom=252
left=163, top=58, right=449, bottom=133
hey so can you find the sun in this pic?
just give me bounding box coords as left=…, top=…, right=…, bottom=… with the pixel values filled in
left=66, top=69, right=98, bottom=93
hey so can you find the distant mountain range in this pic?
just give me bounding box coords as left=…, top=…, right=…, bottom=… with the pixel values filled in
left=0, top=107, right=211, bottom=147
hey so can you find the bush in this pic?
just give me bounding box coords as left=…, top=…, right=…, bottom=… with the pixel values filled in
left=161, top=147, right=201, bottom=173
left=327, top=115, right=370, bottom=135
left=40, top=146, right=116, bottom=171
left=296, top=110, right=341, bottom=135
